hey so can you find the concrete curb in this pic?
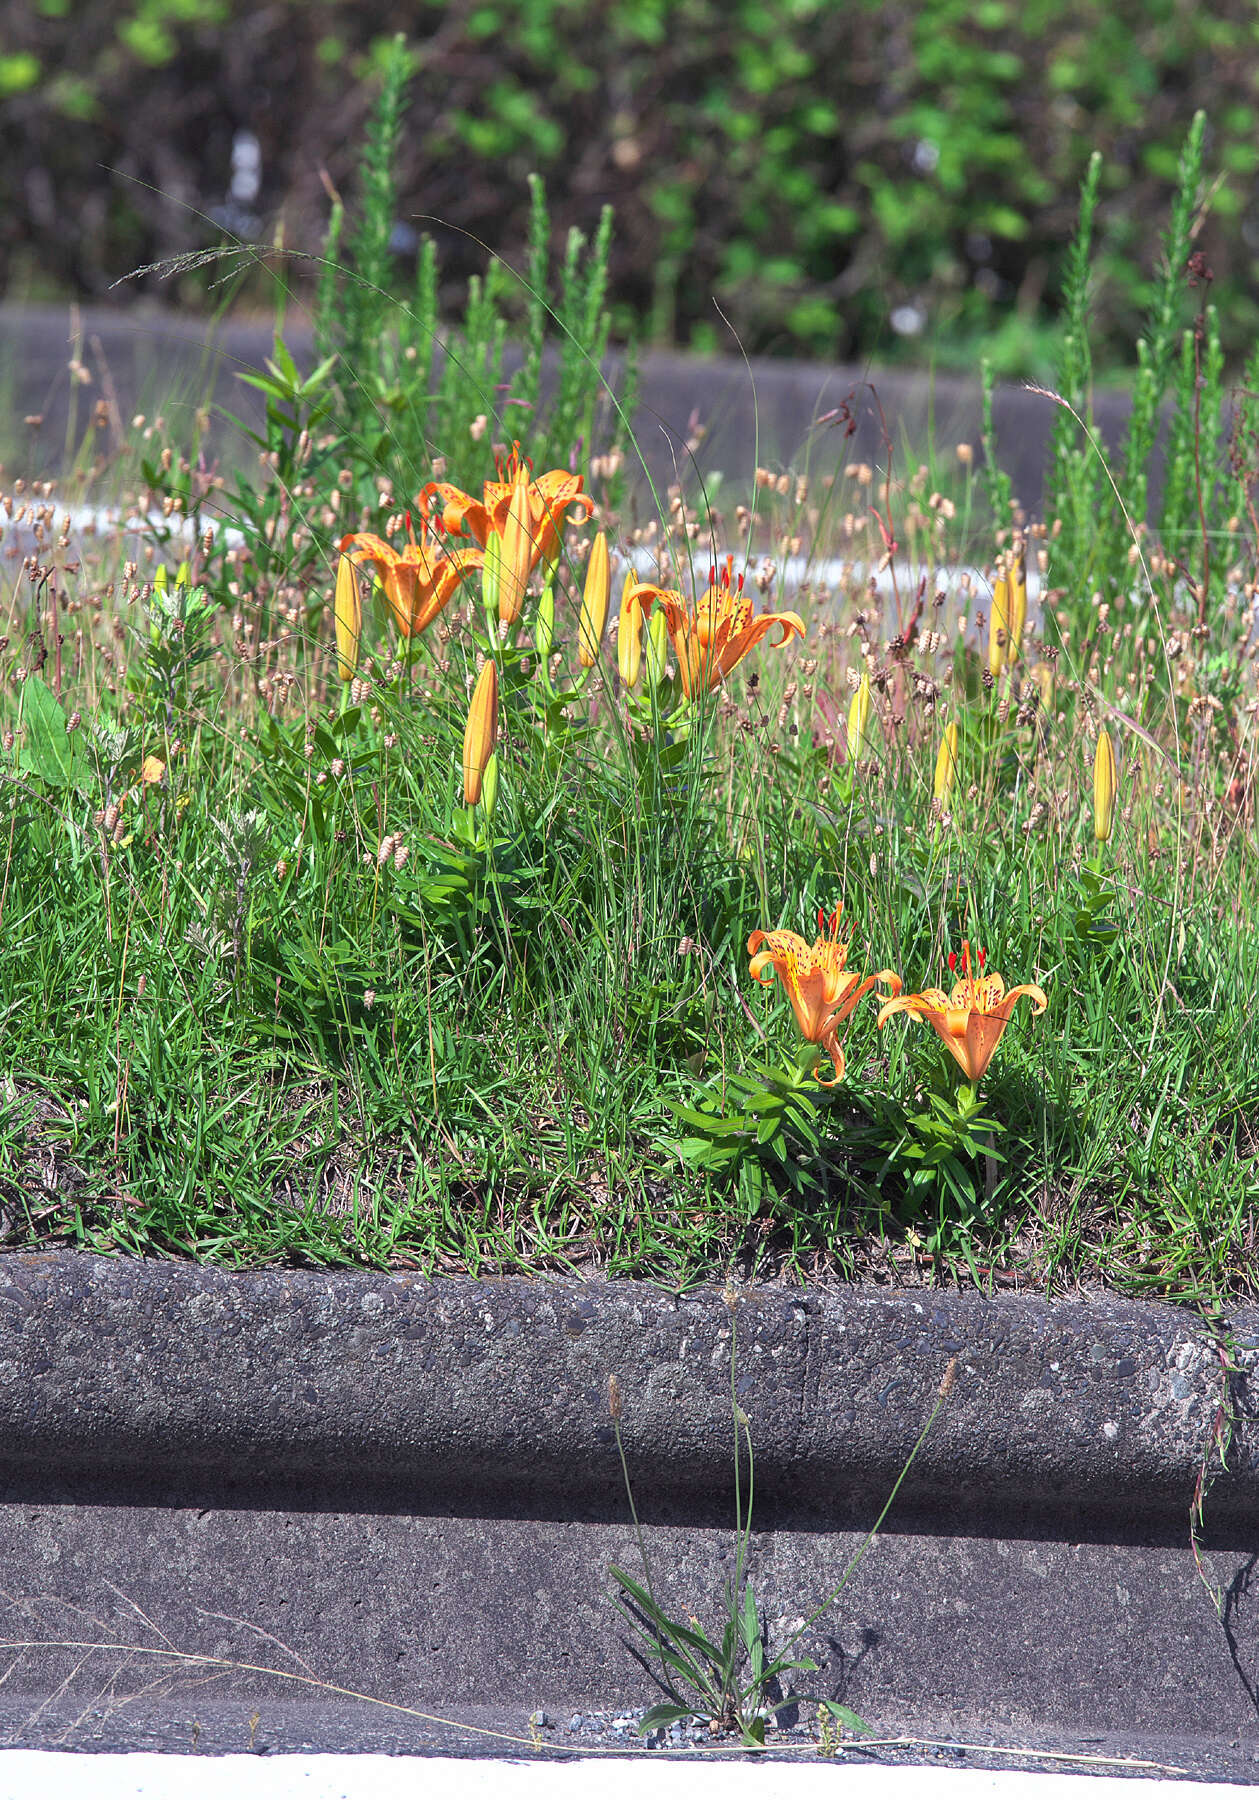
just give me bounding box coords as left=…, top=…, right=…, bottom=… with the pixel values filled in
left=3, top=1252, right=1258, bottom=1767
left=0, top=1253, right=1253, bottom=1513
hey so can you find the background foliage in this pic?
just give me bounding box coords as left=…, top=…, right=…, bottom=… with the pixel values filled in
left=4, top=0, right=1259, bottom=371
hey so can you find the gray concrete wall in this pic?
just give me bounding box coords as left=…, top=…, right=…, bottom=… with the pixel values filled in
left=0, top=305, right=1139, bottom=509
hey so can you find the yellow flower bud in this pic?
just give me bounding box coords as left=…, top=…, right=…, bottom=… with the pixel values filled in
left=463, top=658, right=498, bottom=806
left=578, top=531, right=610, bottom=668
left=497, top=467, right=533, bottom=626
left=333, top=553, right=361, bottom=684
left=934, top=720, right=959, bottom=805
left=617, top=571, right=642, bottom=689
left=1009, top=545, right=1027, bottom=665
left=1029, top=661, right=1054, bottom=715
left=988, top=575, right=1010, bottom=679
left=846, top=672, right=872, bottom=763
left=1093, top=726, right=1116, bottom=843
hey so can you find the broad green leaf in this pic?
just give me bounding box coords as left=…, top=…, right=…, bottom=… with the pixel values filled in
left=638, top=1704, right=692, bottom=1733
left=19, top=675, right=88, bottom=791
left=820, top=1701, right=874, bottom=1737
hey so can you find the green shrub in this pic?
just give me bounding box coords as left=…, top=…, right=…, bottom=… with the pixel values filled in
left=4, top=2, right=1259, bottom=371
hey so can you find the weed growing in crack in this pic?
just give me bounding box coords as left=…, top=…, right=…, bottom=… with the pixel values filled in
left=607, top=1291, right=959, bottom=1747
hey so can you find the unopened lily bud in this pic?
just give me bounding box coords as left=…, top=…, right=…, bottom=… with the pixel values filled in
left=534, top=580, right=555, bottom=663
left=333, top=553, right=361, bottom=683
left=934, top=721, right=959, bottom=804
left=479, top=751, right=499, bottom=818
left=578, top=532, right=610, bottom=668
left=1009, top=545, right=1027, bottom=664
left=497, top=467, right=533, bottom=625
left=463, top=658, right=498, bottom=805
left=1030, top=660, right=1054, bottom=714
left=1093, top=726, right=1116, bottom=843
left=617, top=572, right=642, bottom=689
left=481, top=531, right=501, bottom=617
left=988, top=575, right=1010, bottom=679
left=644, top=605, right=669, bottom=690
left=846, top=671, right=872, bottom=763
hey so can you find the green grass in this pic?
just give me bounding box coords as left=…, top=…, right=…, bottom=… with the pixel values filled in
left=0, top=412, right=1255, bottom=1310
left=0, top=108, right=1256, bottom=1312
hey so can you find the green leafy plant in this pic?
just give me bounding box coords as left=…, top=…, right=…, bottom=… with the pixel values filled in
left=312, top=37, right=631, bottom=507
left=133, top=575, right=219, bottom=726
left=864, top=1082, right=1007, bottom=1264
left=1044, top=112, right=1210, bottom=630
left=18, top=675, right=89, bottom=794
left=666, top=1049, right=823, bottom=1200
left=608, top=1305, right=958, bottom=1746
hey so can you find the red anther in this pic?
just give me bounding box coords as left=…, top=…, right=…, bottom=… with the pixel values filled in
left=405, top=509, right=412, bottom=533
left=817, top=905, right=827, bottom=932
left=737, top=572, right=745, bottom=592
left=978, top=947, right=987, bottom=969
left=829, top=906, right=840, bottom=935
left=709, top=565, right=717, bottom=587
left=948, top=951, right=958, bottom=973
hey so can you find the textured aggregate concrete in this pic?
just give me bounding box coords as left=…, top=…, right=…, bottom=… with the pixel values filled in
left=0, top=1253, right=1253, bottom=1513
left=0, top=1254, right=1256, bottom=1766
left=2, top=302, right=1134, bottom=508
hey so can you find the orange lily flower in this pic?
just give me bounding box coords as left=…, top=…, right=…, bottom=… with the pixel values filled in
left=877, top=939, right=1047, bottom=1084
left=628, top=556, right=805, bottom=700
left=418, top=443, right=593, bottom=573
left=339, top=524, right=483, bottom=639
left=748, top=905, right=902, bottom=1086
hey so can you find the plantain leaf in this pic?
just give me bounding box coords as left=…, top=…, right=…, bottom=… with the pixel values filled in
left=19, top=675, right=88, bottom=791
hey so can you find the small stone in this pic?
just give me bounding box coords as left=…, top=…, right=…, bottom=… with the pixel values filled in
left=568, top=1715, right=583, bottom=1731
left=529, top=1710, right=549, bottom=1729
